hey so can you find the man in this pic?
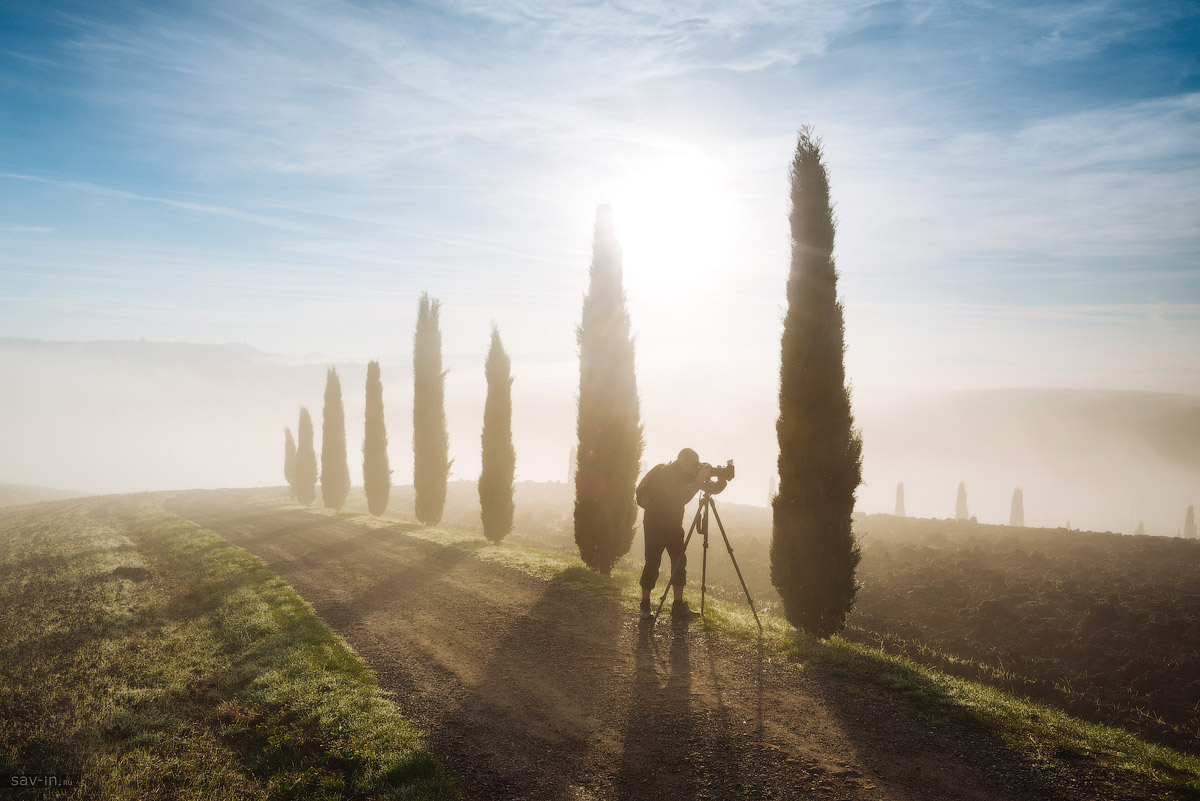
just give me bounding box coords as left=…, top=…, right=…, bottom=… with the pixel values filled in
left=635, top=448, right=727, bottom=619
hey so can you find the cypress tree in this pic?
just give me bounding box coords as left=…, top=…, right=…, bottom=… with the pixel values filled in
left=770, top=128, right=863, bottom=638
left=1186, top=506, right=1196, bottom=539
left=574, top=205, right=643, bottom=574
left=284, top=427, right=296, bottom=498
left=320, top=367, right=351, bottom=510
left=479, top=325, right=516, bottom=541
left=894, top=482, right=905, bottom=517
left=295, top=407, right=318, bottom=505
left=363, top=360, right=391, bottom=516
left=1010, top=487, right=1025, bottom=527
left=1135, top=521, right=1145, bottom=536
left=414, top=293, right=450, bottom=525
left=956, top=482, right=969, bottom=521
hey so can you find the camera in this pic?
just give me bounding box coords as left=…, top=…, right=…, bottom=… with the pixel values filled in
left=696, top=460, right=735, bottom=483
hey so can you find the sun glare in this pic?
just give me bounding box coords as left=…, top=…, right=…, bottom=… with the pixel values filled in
left=601, top=146, right=738, bottom=304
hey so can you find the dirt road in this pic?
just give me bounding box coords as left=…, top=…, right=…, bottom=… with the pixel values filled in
left=167, top=489, right=1076, bottom=801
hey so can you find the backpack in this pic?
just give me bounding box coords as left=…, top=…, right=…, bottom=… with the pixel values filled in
left=636, top=464, right=665, bottom=509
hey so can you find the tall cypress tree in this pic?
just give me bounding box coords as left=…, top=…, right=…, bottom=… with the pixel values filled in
left=320, top=367, right=351, bottom=510
left=770, top=128, right=863, bottom=638
left=1010, top=487, right=1025, bottom=527
left=956, top=482, right=969, bottom=521
left=363, top=360, right=391, bottom=516
left=414, top=293, right=450, bottom=525
left=284, top=427, right=297, bottom=498
left=574, top=205, right=643, bottom=575
left=295, top=407, right=318, bottom=505
left=1186, top=506, right=1196, bottom=539
left=479, top=325, right=515, bottom=541
left=894, top=482, right=905, bottom=517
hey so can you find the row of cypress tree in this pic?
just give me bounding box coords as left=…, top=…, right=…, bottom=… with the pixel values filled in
left=282, top=128, right=864, bottom=638
left=411, top=294, right=517, bottom=540
left=896, top=481, right=1023, bottom=525
left=283, top=363, right=390, bottom=512
left=282, top=295, right=516, bottom=541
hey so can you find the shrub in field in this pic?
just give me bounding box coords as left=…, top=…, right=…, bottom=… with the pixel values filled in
left=414, top=293, right=450, bottom=525
left=363, top=360, right=391, bottom=517
left=321, top=367, right=351, bottom=510
left=574, top=204, right=643, bottom=575
left=295, top=407, right=318, bottom=505
left=284, top=427, right=296, bottom=498
left=771, top=127, right=863, bottom=638
left=479, top=326, right=515, bottom=541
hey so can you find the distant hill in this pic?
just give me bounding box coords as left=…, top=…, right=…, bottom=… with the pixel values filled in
left=0, top=483, right=87, bottom=507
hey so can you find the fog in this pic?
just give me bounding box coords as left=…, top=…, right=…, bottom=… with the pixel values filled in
left=1, top=338, right=1195, bottom=536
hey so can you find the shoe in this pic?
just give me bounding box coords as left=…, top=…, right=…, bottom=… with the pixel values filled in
left=672, top=600, right=702, bottom=618
left=639, top=599, right=654, bottom=620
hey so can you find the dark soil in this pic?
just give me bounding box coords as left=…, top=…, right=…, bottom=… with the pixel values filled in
left=167, top=489, right=1092, bottom=801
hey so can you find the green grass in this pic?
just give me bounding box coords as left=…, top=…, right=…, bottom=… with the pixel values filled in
left=306, top=499, right=1200, bottom=801
left=0, top=496, right=457, bottom=801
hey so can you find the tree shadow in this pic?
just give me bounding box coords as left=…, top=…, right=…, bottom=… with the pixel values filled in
left=408, top=573, right=628, bottom=801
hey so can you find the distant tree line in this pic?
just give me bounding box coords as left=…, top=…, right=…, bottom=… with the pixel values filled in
left=280, top=294, right=517, bottom=541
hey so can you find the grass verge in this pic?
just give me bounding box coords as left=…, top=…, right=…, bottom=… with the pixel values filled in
left=0, top=495, right=457, bottom=801
left=301, top=499, right=1200, bottom=801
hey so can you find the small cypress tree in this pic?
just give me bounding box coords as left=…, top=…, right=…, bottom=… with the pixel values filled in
left=320, top=367, right=351, bottom=510
left=1185, top=506, right=1196, bottom=539
left=1135, top=521, right=1145, bottom=536
left=770, top=128, right=863, bottom=638
left=284, top=426, right=297, bottom=498
left=574, top=205, right=644, bottom=575
left=414, top=293, right=450, bottom=525
left=479, top=325, right=515, bottom=541
left=295, top=407, right=318, bottom=505
left=955, top=482, right=968, bottom=521
left=894, top=482, right=905, bottom=517
left=1010, top=487, right=1025, bottom=527
left=363, top=360, right=391, bottom=516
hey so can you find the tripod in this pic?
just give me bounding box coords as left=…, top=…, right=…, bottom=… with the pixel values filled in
left=651, top=492, right=763, bottom=633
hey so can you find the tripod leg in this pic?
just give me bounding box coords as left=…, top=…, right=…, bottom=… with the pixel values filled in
left=700, top=498, right=709, bottom=616
left=708, top=499, right=764, bottom=634
left=651, top=507, right=701, bottom=628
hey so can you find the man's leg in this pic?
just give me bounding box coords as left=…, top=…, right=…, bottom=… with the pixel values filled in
left=665, top=529, right=700, bottom=616
left=640, top=526, right=666, bottom=616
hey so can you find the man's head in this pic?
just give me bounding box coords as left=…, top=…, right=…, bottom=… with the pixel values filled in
left=674, top=448, right=700, bottom=477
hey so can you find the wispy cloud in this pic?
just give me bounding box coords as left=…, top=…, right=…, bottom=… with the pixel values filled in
left=0, top=171, right=323, bottom=235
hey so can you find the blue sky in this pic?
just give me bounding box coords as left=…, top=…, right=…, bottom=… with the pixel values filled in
left=1, top=0, right=1199, bottom=499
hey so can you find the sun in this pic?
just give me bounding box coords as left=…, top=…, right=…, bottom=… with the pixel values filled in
left=600, top=145, right=738, bottom=299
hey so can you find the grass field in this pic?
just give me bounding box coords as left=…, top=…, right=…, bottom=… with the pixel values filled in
left=306, top=497, right=1200, bottom=801
left=0, top=495, right=457, bottom=800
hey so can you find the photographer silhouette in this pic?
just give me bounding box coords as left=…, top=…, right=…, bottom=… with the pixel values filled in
left=635, top=448, right=727, bottom=620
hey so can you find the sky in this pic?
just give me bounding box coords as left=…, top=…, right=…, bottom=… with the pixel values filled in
left=1, top=0, right=1198, bottom=517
